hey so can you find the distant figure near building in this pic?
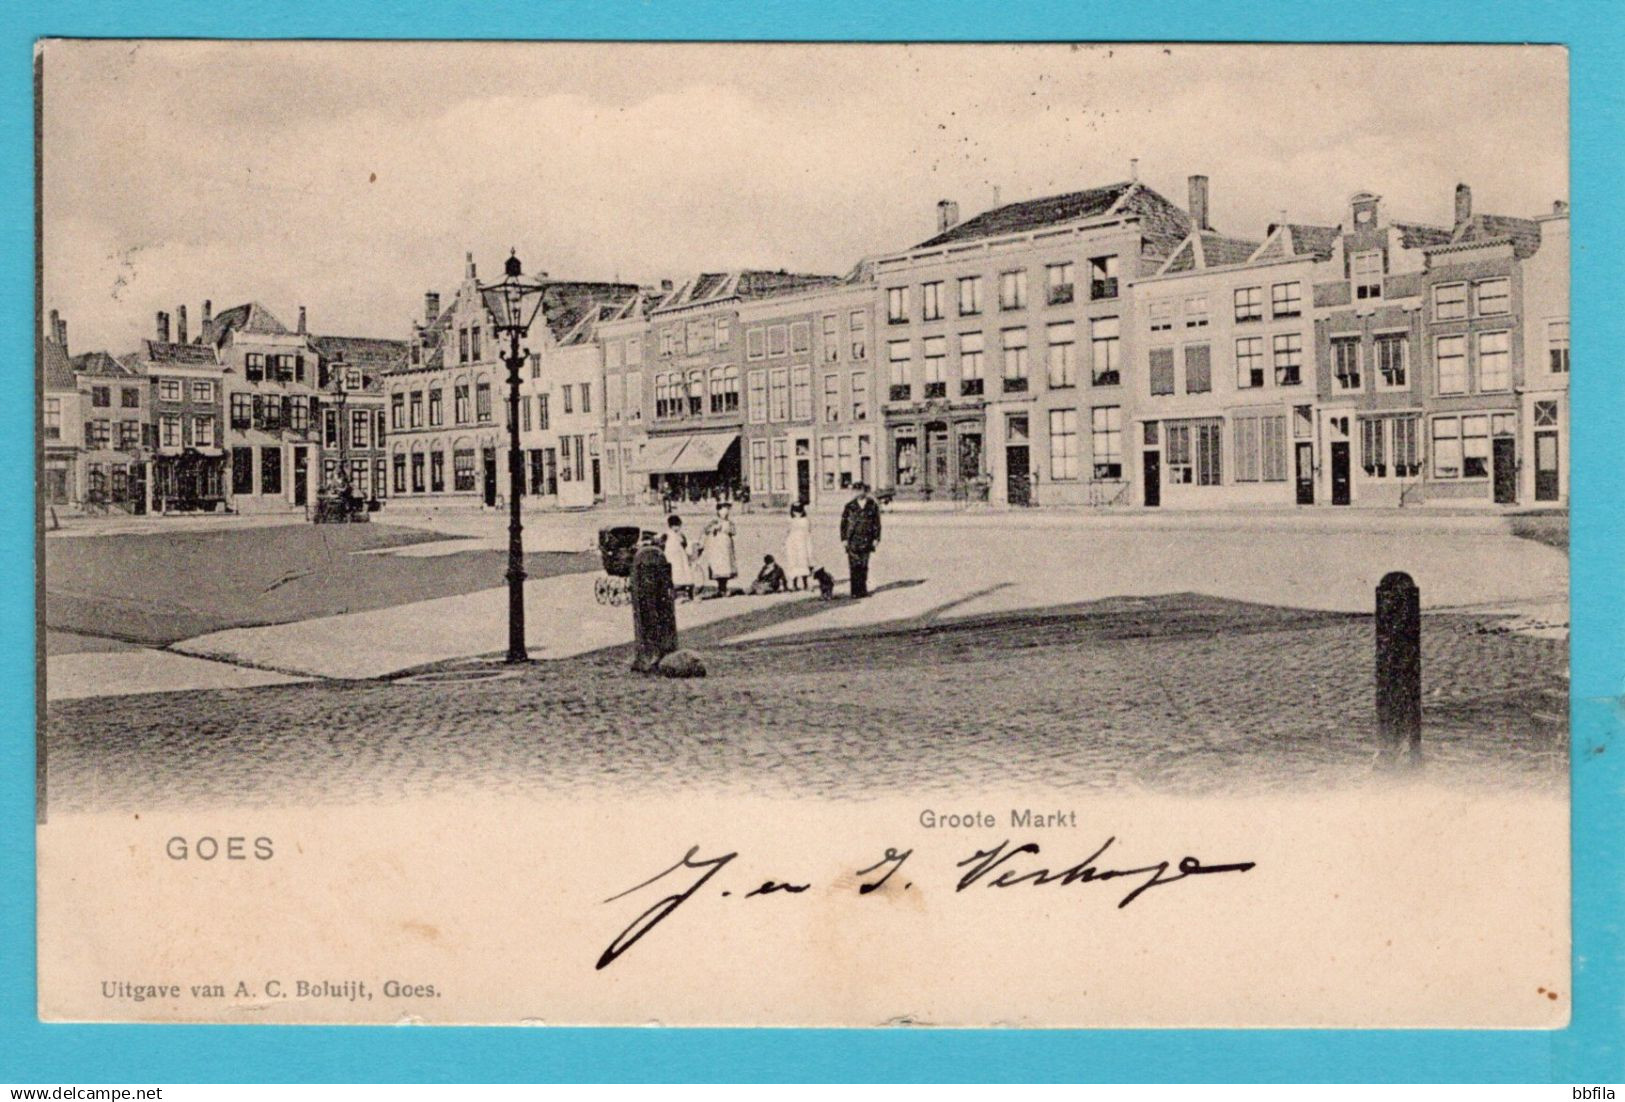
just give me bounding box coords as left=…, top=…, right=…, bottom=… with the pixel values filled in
left=839, top=481, right=882, bottom=598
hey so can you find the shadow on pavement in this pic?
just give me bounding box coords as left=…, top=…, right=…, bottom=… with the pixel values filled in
left=678, top=578, right=929, bottom=648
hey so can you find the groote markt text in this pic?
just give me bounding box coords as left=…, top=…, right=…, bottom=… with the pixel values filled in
left=596, top=834, right=1256, bottom=970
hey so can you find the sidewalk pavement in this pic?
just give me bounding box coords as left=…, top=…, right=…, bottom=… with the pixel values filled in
left=46, top=504, right=1567, bottom=700
left=170, top=518, right=1564, bottom=679
left=169, top=572, right=814, bottom=680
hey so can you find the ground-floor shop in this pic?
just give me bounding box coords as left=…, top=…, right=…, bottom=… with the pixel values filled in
left=884, top=405, right=986, bottom=503
left=225, top=440, right=320, bottom=513
left=385, top=434, right=603, bottom=510
left=1130, top=400, right=1549, bottom=509
left=321, top=450, right=389, bottom=501
left=154, top=449, right=228, bottom=513
left=742, top=425, right=879, bottom=508
left=631, top=431, right=743, bottom=507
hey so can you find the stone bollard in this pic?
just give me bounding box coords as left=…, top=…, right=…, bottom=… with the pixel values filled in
left=629, top=544, right=678, bottom=674
left=1375, top=571, right=1422, bottom=766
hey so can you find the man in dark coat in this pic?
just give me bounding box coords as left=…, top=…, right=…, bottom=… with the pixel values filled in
left=839, top=482, right=882, bottom=598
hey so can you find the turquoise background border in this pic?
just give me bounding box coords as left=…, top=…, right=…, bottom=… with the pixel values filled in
left=4, top=0, right=1620, bottom=1084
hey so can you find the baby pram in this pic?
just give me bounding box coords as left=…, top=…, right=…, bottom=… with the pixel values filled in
left=594, top=525, right=658, bottom=605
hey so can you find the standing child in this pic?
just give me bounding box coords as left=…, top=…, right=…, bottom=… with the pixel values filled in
left=662, top=514, right=695, bottom=601
left=782, top=502, right=813, bottom=591
left=702, top=500, right=739, bottom=597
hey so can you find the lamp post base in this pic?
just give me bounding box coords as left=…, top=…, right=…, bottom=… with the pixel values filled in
left=505, top=565, right=528, bottom=664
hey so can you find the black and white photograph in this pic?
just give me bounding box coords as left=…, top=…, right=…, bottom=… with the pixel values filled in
left=36, top=41, right=1569, bottom=1027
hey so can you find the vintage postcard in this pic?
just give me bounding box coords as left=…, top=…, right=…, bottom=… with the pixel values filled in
left=36, top=40, right=1570, bottom=1027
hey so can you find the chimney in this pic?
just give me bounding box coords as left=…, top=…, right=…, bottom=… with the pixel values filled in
left=156, top=310, right=170, bottom=343
left=424, top=291, right=440, bottom=322
left=176, top=304, right=188, bottom=345
left=202, top=299, right=212, bottom=326
left=660, top=279, right=674, bottom=293
left=56, top=315, right=67, bottom=354
left=936, top=199, right=960, bottom=233
left=466, top=251, right=476, bottom=279
left=1130, top=158, right=1139, bottom=182
left=1188, top=174, right=1211, bottom=232
left=48, top=308, right=59, bottom=345
left=1553, top=199, right=1568, bottom=216
left=1454, top=182, right=1472, bottom=228
left=297, top=305, right=307, bottom=335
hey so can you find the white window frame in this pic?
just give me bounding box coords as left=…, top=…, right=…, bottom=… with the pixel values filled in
left=1046, top=322, right=1076, bottom=389
left=999, top=269, right=1027, bottom=311
left=1374, top=331, right=1409, bottom=391
left=921, top=281, right=944, bottom=321
left=958, top=275, right=983, bottom=316
left=1476, top=277, right=1511, bottom=316
left=1233, top=286, right=1263, bottom=323
left=1477, top=330, right=1511, bottom=392
left=1270, top=281, right=1302, bottom=319
left=1330, top=336, right=1361, bottom=391
left=1433, top=282, right=1468, bottom=321
left=1048, top=409, right=1079, bottom=480
left=887, top=287, right=909, bottom=324
left=1351, top=251, right=1383, bottom=300
left=1547, top=318, right=1570, bottom=374
left=1435, top=334, right=1468, bottom=395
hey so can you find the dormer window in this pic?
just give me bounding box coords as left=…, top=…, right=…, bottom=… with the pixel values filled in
left=1350, top=192, right=1381, bottom=228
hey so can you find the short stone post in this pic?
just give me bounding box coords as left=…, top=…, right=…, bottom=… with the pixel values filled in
left=1375, top=571, right=1422, bottom=765
left=630, top=544, right=678, bottom=674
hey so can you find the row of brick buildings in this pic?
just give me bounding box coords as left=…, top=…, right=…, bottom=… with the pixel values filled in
left=42, top=302, right=402, bottom=515
left=46, top=171, right=1569, bottom=515
left=585, top=175, right=1567, bottom=511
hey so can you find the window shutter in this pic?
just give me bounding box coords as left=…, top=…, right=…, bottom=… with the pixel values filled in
left=1148, top=348, right=1174, bottom=396
left=252, top=394, right=264, bottom=427
left=282, top=396, right=292, bottom=425
left=1184, top=344, right=1212, bottom=394
left=295, top=355, right=306, bottom=382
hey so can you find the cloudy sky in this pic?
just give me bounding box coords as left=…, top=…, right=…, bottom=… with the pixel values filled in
left=42, top=41, right=1566, bottom=354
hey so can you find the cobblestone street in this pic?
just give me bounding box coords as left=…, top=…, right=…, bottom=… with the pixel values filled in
left=45, top=591, right=1567, bottom=813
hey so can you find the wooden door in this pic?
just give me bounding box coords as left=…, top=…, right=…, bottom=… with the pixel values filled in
left=1330, top=441, right=1351, bottom=506
left=1295, top=441, right=1315, bottom=505
left=1534, top=431, right=1559, bottom=502
left=1493, top=437, right=1517, bottom=504
left=1006, top=444, right=1030, bottom=506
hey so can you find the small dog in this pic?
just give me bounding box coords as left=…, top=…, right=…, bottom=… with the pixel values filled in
left=812, top=566, right=836, bottom=600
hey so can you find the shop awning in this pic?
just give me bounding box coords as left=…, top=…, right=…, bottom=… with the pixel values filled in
left=631, top=436, right=690, bottom=473
left=634, top=432, right=738, bottom=474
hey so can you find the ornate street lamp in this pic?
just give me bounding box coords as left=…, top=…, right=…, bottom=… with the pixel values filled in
left=479, top=249, right=549, bottom=664
left=329, top=354, right=351, bottom=497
